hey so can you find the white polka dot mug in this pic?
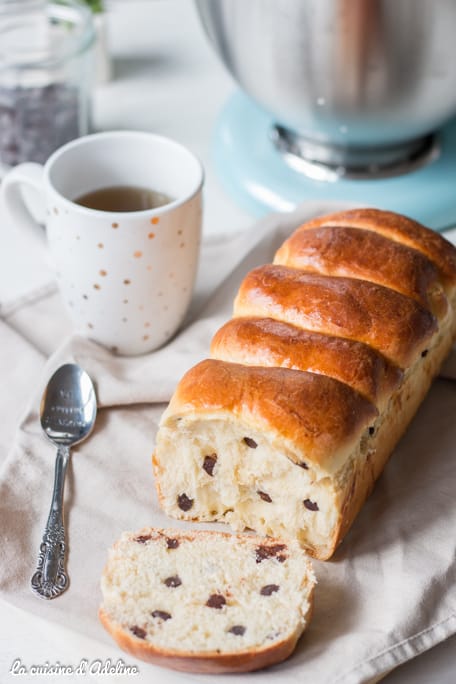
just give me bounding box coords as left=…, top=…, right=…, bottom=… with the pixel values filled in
left=1, top=131, right=204, bottom=355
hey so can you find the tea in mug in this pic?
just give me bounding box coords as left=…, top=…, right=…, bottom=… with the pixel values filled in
left=75, top=185, right=173, bottom=212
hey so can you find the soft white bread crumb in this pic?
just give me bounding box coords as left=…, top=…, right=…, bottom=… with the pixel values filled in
left=99, top=528, right=316, bottom=673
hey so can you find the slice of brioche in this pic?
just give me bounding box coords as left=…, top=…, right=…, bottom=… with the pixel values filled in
left=99, top=528, right=315, bottom=674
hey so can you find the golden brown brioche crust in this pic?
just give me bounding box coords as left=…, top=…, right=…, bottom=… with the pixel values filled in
left=274, top=225, right=448, bottom=320
left=166, top=358, right=377, bottom=472
left=233, top=265, right=437, bottom=368
left=210, top=317, right=403, bottom=409
left=297, top=207, right=456, bottom=288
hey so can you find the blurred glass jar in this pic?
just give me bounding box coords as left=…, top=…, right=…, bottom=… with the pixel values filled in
left=0, top=0, right=95, bottom=170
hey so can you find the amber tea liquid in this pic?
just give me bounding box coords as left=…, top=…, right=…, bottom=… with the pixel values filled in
left=75, top=185, right=173, bottom=212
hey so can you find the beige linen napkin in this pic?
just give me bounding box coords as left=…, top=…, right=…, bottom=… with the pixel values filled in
left=0, top=204, right=455, bottom=684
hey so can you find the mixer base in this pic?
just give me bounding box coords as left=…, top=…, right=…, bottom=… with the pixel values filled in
left=213, top=91, right=456, bottom=231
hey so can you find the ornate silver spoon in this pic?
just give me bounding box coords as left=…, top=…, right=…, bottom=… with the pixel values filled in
left=31, top=363, right=97, bottom=599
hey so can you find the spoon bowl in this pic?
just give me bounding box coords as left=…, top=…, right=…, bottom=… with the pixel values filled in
left=40, top=364, right=97, bottom=446
left=31, top=363, right=97, bottom=599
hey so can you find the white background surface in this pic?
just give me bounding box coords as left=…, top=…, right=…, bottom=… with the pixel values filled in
left=0, top=2, right=455, bottom=683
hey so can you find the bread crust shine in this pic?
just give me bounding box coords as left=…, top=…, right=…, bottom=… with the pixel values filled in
left=234, top=265, right=437, bottom=367
left=274, top=224, right=448, bottom=320
left=211, top=317, right=403, bottom=410
left=297, top=207, right=456, bottom=287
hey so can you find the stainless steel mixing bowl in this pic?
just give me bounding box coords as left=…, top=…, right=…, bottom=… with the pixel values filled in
left=195, top=0, right=456, bottom=175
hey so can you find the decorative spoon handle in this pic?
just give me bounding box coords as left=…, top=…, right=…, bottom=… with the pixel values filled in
left=31, top=445, right=70, bottom=599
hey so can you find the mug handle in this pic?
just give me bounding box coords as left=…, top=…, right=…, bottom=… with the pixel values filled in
left=1, top=162, right=47, bottom=250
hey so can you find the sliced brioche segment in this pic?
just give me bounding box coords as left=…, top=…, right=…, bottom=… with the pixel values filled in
left=273, top=225, right=448, bottom=320
left=99, top=528, right=316, bottom=674
left=297, top=207, right=456, bottom=289
left=233, top=265, right=437, bottom=367
left=210, top=317, right=403, bottom=410
left=154, top=359, right=377, bottom=559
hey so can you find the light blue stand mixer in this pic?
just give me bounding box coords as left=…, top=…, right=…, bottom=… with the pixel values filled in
left=196, top=0, right=456, bottom=231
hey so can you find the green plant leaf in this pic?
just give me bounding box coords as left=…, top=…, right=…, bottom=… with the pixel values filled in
left=81, top=0, right=104, bottom=13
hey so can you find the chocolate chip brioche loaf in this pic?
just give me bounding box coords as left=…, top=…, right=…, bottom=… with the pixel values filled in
left=99, top=528, right=315, bottom=673
left=153, top=209, right=456, bottom=560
